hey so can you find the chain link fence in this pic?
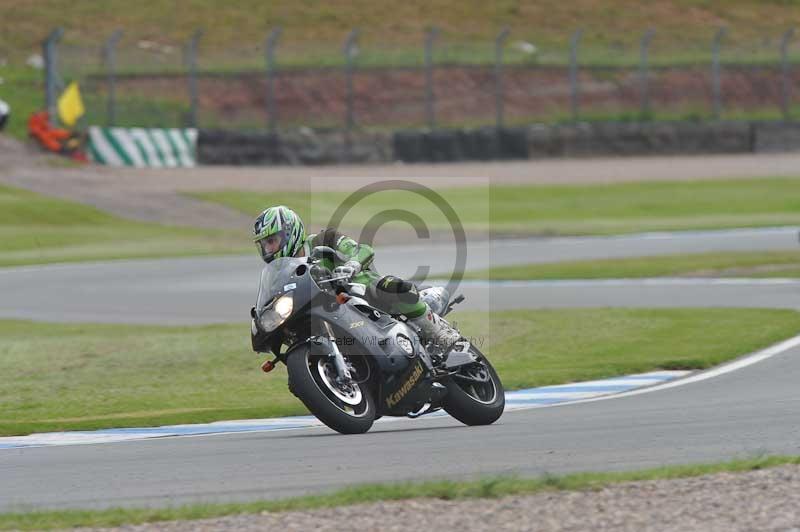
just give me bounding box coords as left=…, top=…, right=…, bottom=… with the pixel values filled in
left=43, top=26, right=800, bottom=132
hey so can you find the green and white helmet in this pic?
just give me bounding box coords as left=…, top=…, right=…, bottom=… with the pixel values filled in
left=252, top=205, right=305, bottom=263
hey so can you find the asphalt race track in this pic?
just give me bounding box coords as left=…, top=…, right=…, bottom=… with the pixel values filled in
left=3, top=342, right=799, bottom=511
left=1, top=226, right=799, bottom=511
left=0, top=226, right=797, bottom=324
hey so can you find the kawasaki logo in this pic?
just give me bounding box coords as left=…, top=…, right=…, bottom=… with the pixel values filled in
left=386, top=361, right=424, bottom=408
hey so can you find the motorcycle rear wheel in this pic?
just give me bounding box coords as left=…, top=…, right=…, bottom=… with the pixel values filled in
left=287, top=348, right=375, bottom=434
left=442, top=346, right=505, bottom=426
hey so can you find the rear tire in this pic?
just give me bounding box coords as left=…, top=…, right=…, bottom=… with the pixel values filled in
left=287, top=348, right=375, bottom=434
left=442, top=347, right=505, bottom=426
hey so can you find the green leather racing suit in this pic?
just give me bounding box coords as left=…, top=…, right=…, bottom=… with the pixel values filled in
left=302, top=228, right=427, bottom=319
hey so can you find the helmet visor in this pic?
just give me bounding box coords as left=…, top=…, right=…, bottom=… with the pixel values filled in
left=256, top=230, right=288, bottom=263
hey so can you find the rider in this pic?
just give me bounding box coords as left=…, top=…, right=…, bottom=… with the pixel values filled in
left=253, top=205, right=460, bottom=349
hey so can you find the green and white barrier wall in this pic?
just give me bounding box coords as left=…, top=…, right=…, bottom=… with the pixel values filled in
left=88, top=122, right=800, bottom=167
left=88, top=127, right=197, bottom=167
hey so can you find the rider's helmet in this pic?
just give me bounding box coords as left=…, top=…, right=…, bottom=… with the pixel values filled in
left=253, top=205, right=305, bottom=263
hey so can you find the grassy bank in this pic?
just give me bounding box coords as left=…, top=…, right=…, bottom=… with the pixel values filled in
left=0, top=184, right=248, bottom=267
left=1, top=455, right=798, bottom=530
left=0, top=66, right=41, bottom=141
left=4, top=177, right=800, bottom=268
left=191, top=177, right=800, bottom=236
left=464, top=250, right=800, bottom=280
left=3, top=1, right=800, bottom=63
left=5, top=2, right=800, bottom=144
left=1, top=308, right=798, bottom=436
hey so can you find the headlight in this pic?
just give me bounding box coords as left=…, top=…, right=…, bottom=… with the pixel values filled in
left=274, top=294, right=293, bottom=319
left=258, top=292, right=294, bottom=332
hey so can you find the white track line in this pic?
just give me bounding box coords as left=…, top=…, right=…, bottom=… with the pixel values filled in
left=2, top=333, right=797, bottom=449
left=396, top=226, right=800, bottom=253
left=543, top=332, right=800, bottom=409
left=0, top=371, right=686, bottom=449
left=2, top=328, right=795, bottom=450
left=454, top=278, right=800, bottom=287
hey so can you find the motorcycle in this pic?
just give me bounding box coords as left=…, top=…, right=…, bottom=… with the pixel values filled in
left=250, top=246, right=505, bottom=434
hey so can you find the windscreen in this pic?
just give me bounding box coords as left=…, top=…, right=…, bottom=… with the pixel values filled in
left=255, top=256, right=306, bottom=309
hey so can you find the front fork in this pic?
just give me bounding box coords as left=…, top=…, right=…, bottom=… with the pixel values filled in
left=323, top=321, right=353, bottom=383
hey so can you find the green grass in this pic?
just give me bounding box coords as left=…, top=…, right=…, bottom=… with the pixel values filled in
left=5, top=2, right=800, bottom=142
left=1, top=454, right=798, bottom=530
left=4, top=0, right=800, bottom=66
left=48, top=42, right=800, bottom=73
left=81, top=94, right=190, bottom=129
left=4, top=57, right=800, bottom=144
left=190, top=177, right=800, bottom=236
left=0, top=66, right=42, bottom=141
left=488, top=178, right=800, bottom=234
left=465, top=250, right=800, bottom=280
left=182, top=103, right=800, bottom=134
left=0, top=184, right=249, bottom=267
left=4, top=177, right=800, bottom=268
left=1, top=308, right=798, bottom=436
left=548, top=105, right=800, bottom=125
left=457, top=308, right=800, bottom=390
left=0, top=63, right=193, bottom=137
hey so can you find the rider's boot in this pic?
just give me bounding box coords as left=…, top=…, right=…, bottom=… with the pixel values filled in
left=409, top=304, right=461, bottom=352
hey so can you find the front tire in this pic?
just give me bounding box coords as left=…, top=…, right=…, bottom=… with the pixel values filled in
left=442, top=347, right=505, bottom=426
left=287, top=348, right=375, bottom=434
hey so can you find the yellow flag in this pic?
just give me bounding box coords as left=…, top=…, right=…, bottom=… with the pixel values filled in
left=57, top=81, right=85, bottom=127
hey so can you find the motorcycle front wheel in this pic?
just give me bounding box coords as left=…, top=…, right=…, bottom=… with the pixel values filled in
left=442, top=346, right=505, bottom=426
left=287, top=348, right=375, bottom=434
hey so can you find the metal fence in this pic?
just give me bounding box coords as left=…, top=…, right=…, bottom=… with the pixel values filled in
left=43, top=26, right=800, bottom=133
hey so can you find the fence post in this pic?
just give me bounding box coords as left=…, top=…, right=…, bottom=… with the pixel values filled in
left=42, top=27, right=65, bottom=125
left=569, top=29, right=583, bottom=122
left=343, top=29, right=360, bottom=162
left=184, top=29, right=204, bottom=128
left=265, top=27, right=282, bottom=133
left=780, top=27, right=796, bottom=121
left=639, top=28, right=655, bottom=118
left=424, top=27, right=440, bottom=130
left=711, top=27, right=727, bottom=120
left=103, top=30, right=123, bottom=126
left=494, top=27, right=511, bottom=128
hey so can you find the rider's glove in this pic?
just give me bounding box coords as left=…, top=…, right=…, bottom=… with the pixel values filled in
left=333, top=260, right=361, bottom=280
